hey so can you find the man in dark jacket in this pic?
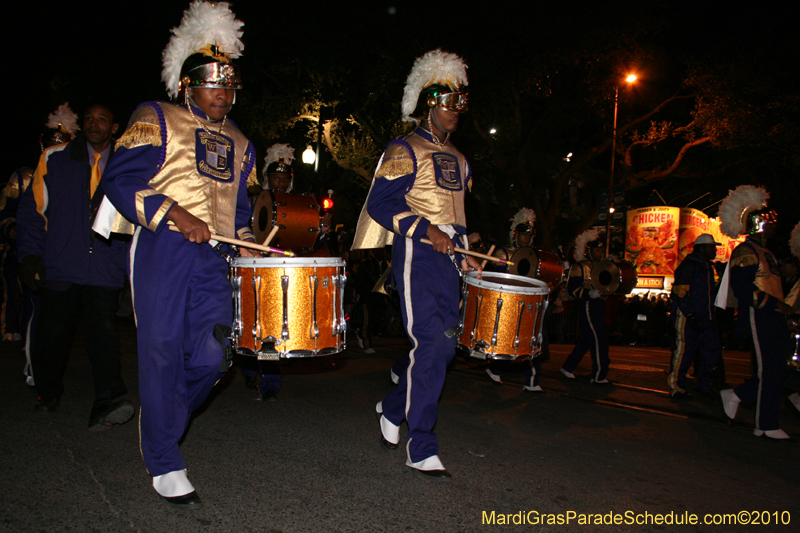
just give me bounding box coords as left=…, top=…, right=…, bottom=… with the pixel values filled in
left=667, top=233, right=722, bottom=397
left=16, top=104, right=133, bottom=430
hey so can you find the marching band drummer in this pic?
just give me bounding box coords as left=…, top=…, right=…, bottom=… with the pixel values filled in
left=96, top=1, right=259, bottom=508
left=717, top=186, right=793, bottom=440
left=559, top=229, right=611, bottom=384
left=352, top=49, right=481, bottom=479
left=491, top=208, right=536, bottom=269
left=485, top=208, right=544, bottom=392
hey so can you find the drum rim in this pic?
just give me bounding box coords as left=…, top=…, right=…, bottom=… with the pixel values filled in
left=231, top=257, right=345, bottom=267
left=463, top=271, right=549, bottom=294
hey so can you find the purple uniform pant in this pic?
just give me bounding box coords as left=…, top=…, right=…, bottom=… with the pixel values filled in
left=735, top=307, right=790, bottom=431
left=381, top=237, right=460, bottom=463
left=132, top=230, right=231, bottom=477
left=563, top=299, right=609, bottom=381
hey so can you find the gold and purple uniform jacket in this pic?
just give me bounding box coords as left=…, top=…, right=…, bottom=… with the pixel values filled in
left=101, top=101, right=256, bottom=242
left=352, top=127, right=471, bottom=250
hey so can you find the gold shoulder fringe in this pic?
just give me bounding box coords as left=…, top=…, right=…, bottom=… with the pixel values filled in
left=117, top=122, right=162, bottom=150
left=375, top=156, right=413, bottom=180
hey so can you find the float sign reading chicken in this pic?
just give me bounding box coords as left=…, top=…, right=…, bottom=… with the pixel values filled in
left=625, top=206, right=680, bottom=290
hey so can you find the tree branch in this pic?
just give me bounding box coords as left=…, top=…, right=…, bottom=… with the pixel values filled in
left=626, top=136, right=711, bottom=188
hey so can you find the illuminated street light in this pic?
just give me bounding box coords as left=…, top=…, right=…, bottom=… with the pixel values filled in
left=302, top=146, right=316, bottom=165
left=489, top=128, right=497, bottom=134
left=606, top=73, right=637, bottom=253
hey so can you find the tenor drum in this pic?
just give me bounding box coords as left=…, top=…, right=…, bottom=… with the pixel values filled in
left=231, top=257, right=346, bottom=359
left=590, top=259, right=638, bottom=296
left=509, top=247, right=565, bottom=290
left=252, top=190, right=320, bottom=251
left=458, top=272, right=550, bottom=361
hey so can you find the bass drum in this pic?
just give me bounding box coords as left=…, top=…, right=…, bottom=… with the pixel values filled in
left=590, top=259, right=638, bottom=296
left=509, top=247, right=565, bottom=290
left=252, top=190, right=320, bottom=251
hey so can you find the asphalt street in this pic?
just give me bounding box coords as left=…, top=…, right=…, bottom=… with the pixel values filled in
left=1, top=318, right=799, bottom=533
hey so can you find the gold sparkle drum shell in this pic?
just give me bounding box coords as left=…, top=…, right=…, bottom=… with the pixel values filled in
left=252, top=190, right=320, bottom=251
left=458, top=272, right=550, bottom=360
left=509, top=247, right=565, bottom=290
left=231, top=257, right=346, bottom=359
left=590, top=259, right=638, bottom=296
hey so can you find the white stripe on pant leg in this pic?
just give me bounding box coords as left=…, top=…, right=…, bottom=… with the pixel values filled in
left=749, top=307, right=764, bottom=430
left=402, top=237, right=417, bottom=419
left=585, top=302, right=601, bottom=381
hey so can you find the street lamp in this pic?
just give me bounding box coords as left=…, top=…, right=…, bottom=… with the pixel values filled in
left=302, top=145, right=316, bottom=165
left=605, top=73, right=637, bottom=254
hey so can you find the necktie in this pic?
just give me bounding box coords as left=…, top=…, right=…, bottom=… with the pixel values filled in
left=90, top=152, right=102, bottom=198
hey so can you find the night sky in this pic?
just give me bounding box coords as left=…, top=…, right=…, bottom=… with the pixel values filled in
left=10, top=0, right=799, bottom=249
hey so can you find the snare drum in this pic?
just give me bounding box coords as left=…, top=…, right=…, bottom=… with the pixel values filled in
left=231, top=257, right=346, bottom=359
left=458, top=272, right=550, bottom=360
left=590, top=259, right=638, bottom=296
left=252, top=190, right=320, bottom=251
left=509, top=247, right=565, bottom=290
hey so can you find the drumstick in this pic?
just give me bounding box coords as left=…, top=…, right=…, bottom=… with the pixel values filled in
left=480, top=245, right=497, bottom=270
left=420, top=239, right=513, bottom=265
left=168, top=225, right=295, bottom=256
left=262, top=226, right=279, bottom=247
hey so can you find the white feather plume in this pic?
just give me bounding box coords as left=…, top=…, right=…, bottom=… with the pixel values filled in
left=509, top=207, right=536, bottom=244
left=717, top=185, right=769, bottom=238
left=45, top=103, right=80, bottom=136
left=401, top=49, right=468, bottom=123
left=262, top=144, right=295, bottom=174
left=790, top=222, right=800, bottom=259
left=161, top=0, right=245, bottom=100
left=574, top=229, right=599, bottom=262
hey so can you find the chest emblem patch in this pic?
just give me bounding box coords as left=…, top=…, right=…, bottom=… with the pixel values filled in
left=196, top=130, right=234, bottom=182
left=432, top=153, right=462, bottom=191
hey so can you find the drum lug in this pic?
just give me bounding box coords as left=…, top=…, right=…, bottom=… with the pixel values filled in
left=470, top=293, right=483, bottom=343
left=491, top=298, right=503, bottom=347
left=281, top=275, right=290, bottom=342
left=331, top=275, right=339, bottom=335
left=252, top=275, right=262, bottom=343
left=513, top=300, right=525, bottom=351
left=530, top=300, right=543, bottom=351
left=232, top=275, right=242, bottom=339
left=339, top=273, right=347, bottom=333
left=457, top=286, right=470, bottom=337
left=310, top=274, right=320, bottom=339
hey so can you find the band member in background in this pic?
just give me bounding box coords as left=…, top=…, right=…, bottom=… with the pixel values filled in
left=486, top=208, right=543, bottom=391
left=352, top=49, right=480, bottom=479
left=717, top=186, right=793, bottom=440
left=667, top=233, right=722, bottom=398
left=560, top=229, right=611, bottom=384
left=6, top=104, right=81, bottom=387
left=96, top=0, right=259, bottom=507
left=492, top=208, right=535, bottom=267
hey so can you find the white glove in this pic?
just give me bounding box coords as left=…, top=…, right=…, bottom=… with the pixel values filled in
left=589, top=289, right=601, bottom=299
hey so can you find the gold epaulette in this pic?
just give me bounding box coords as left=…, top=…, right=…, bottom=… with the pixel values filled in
left=117, top=105, right=163, bottom=150
left=375, top=144, right=413, bottom=180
